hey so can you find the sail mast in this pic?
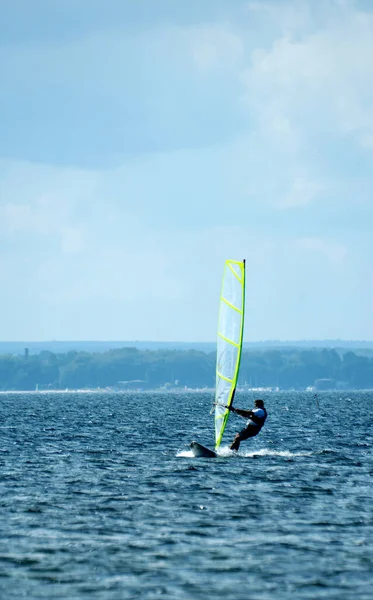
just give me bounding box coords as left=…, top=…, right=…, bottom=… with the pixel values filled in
left=234, top=258, right=245, bottom=400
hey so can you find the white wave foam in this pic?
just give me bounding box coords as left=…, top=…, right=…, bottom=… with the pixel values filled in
left=240, top=448, right=313, bottom=458
left=216, top=446, right=235, bottom=457
left=177, top=447, right=313, bottom=459
left=177, top=446, right=235, bottom=458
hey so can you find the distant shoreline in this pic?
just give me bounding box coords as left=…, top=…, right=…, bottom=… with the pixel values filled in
left=1, top=347, right=372, bottom=392
left=0, top=388, right=372, bottom=394
left=1, top=339, right=373, bottom=356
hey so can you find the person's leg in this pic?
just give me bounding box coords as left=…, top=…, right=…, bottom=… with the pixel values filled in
left=230, top=433, right=241, bottom=451
left=230, top=426, right=259, bottom=451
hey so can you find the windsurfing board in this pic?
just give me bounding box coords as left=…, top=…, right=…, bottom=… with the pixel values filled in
left=190, top=441, right=217, bottom=458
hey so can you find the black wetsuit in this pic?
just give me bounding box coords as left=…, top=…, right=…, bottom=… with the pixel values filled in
left=230, top=407, right=267, bottom=451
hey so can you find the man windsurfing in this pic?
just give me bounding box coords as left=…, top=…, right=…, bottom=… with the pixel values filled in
left=227, top=399, right=267, bottom=451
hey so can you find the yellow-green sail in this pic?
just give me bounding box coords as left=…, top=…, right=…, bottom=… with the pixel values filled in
left=214, top=259, right=246, bottom=449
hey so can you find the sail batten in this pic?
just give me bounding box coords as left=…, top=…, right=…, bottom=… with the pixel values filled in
left=221, top=296, right=242, bottom=313
left=216, top=370, right=234, bottom=384
left=214, top=259, right=245, bottom=449
left=228, top=262, right=243, bottom=282
left=217, top=332, right=240, bottom=348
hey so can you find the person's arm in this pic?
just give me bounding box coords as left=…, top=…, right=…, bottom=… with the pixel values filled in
left=229, top=406, right=253, bottom=419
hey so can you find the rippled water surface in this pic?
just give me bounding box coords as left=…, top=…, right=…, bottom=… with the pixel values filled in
left=0, top=391, right=372, bottom=599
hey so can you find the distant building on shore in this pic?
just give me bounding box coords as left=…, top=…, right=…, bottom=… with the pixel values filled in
left=314, top=378, right=348, bottom=390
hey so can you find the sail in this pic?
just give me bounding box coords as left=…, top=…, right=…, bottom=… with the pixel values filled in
left=214, top=259, right=245, bottom=449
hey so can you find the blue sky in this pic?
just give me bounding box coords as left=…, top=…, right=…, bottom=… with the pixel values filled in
left=1, top=0, right=372, bottom=341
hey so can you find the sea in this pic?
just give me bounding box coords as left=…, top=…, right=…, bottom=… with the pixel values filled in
left=0, top=390, right=372, bottom=599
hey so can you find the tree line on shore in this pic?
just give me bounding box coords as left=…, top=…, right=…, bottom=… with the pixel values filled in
left=0, top=347, right=372, bottom=391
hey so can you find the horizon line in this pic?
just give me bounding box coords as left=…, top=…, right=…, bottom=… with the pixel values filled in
left=1, top=339, right=373, bottom=344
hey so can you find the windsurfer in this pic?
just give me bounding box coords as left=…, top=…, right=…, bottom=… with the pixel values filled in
left=227, top=399, right=267, bottom=451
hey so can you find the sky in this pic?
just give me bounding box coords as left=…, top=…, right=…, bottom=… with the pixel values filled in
left=1, top=0, right=373, bottom=342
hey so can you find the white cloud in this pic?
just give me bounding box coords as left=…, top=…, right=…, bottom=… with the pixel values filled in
left=294, top=236, right=348, bottom=267
left=60, top=227, right=86, bottom=254
left=360, top=133, right=373, bottom=149
left=0, top=160, right=98, bottom=254
left=1, top=203, right=33, bottom=234
left=278, top=177, right=325, bottom=209
left=0, top=199, right=86, bottom=256
left=246, top=0, right=312, bottom=33
left=243, top=2, right=373, bottom=145
left=189, top=24, right=244, bottom=70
